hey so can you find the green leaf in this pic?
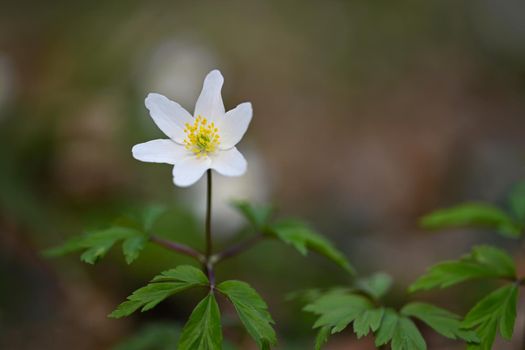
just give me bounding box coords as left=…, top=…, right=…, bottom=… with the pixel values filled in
left=391, top=317, right=427, bottom=350
left=375, top=309, right=399, bottom=347
left=374, top=310, right=427, bottom=350
left=80, top=238, right=118, bottom=264
left=122, top=236, right=147, bottom=264
left=409, top=245, right=516, bottom=292
left=178, top=293, right=222, bottom=350
left=354, top=272, right=393, bottom=300
left=303, top=290, right=374, bottom=333
left=508, top=181, right=525, bottom=225
left=217, top=280, right=276, bottom=350
left=353, top=308, right=384, bottom=338
left=304, top=290, right=386, bottom=348
left=462, top=285, right=518, bottom=350
left=45, top=226, right=144, bottom=264
left=466, top=321, right=497, bottom=350
left=420, top=202, right=521, bottom=238
left=314, top=326, right=330, bottom=350
left=266, top=220, right=355, bottom=274
left=109, top=265, right=208, bottom=318
left=401, top=302, right=478, bottom=343
left=45, top=204, right=170, bottom=264
left=232, top=201, right=274, bottom=231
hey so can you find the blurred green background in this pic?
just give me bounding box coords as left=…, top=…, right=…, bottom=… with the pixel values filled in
left=1, top=0, right=525, bottom=349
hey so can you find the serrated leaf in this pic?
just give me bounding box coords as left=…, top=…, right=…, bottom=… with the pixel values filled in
left=45, top=226, right=145, bottom=264
left=466, top=320, right=497, bottom=350
left=46, top=227, right=139, bottom=256
left=109, top=265, right=208, bottom=318
left=375, top=309, right=399, bottom=347
left=420, top=202, right=521, bottom=238
left=122, top=236, right=147, bottom=264
left=314, top=326, right=330, bottom=350
left=409, top=245, right=516, bottom=292
left=303, top=291, right=374, bottom=333
left=232, top=201, right=273, bottom=231
left=353, top=308, right=384, bottom=338
left=266, top=220, right=355, bottom=274
left=354, top=272, right=393, bottom=300
left=508, top=181, right=525, bottom=225
left=401, top=302, right=478, bottom=343
left=217, top=280, right=276, bottom=350
left=178, top=293, right=222, bottom=350
left=374, top=310, right=427, bottom=350
left=81, top=238, right=118, bottom=264
left=462, top=285, right=518, bottom=350
left=391, top=317, right=427, bottom=350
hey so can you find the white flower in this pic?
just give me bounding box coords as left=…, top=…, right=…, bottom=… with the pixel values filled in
left=132, top=70, right=252, bottom=187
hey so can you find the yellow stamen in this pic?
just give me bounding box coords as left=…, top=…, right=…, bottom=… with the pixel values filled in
left=183, top=115, right=221, bottom=156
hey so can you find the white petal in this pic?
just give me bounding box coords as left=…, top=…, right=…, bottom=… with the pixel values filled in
left=194, top=70, right=225, bottom=122
left=210, top=147, right=247, bottom=177
left=172, top=156, right=212, bottom=187
left=132, top=139, right=188, bottom=164
left=145, top=93, right=193, bottom=143
left=219, top=102, right=252, bottom=149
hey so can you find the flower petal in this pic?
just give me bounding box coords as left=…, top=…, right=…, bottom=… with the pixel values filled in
left=172, top=156, right=212, bottom=187
left=145, top=93, right=193, bottom=143
left=218, top=102, right=252, bottom=149
left=194, top=70, right=225, bottom=122
left=132, top=139, right=188, bottom=164
left=210, top=147, right=247, bottom=177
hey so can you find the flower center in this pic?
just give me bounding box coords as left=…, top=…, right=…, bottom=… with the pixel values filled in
left=183, top=116, right=221, bottom=157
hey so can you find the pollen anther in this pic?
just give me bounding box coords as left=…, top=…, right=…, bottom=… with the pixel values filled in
left=183, top=116, right=221, bottom=157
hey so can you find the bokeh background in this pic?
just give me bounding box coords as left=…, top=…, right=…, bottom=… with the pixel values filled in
left=1, top=1, right=525, bottom=349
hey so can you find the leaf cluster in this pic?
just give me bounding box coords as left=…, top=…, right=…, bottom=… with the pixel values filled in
left=45, top=205, right=167, bottom=264
left=303, top=280, right=478, bottom=350
left=109, top=264, right=275, bottom=350
left=410, top=245, right=519, bottom=350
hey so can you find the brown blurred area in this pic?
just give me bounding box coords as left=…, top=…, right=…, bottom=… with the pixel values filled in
left=1, top=0, right=525, bottom=349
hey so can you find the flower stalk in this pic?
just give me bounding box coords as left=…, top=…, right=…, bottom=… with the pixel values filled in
left=204, top=169, right=216, bottom=289
left=205, top=169, right=213, bottom=259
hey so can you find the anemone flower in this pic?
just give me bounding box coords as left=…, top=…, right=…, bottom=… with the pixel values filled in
left=133, top=70, right=252, bottom=187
